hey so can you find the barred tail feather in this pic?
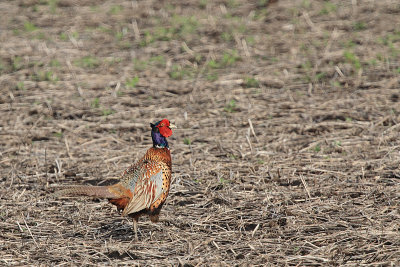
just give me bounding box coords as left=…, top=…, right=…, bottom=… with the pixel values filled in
left=55, top=185, right=119, bottom=199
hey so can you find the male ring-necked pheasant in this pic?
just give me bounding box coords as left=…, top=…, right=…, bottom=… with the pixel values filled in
left=56, top=119, right=176, bottom=240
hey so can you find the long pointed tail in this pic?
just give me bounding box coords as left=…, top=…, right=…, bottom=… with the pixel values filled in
left=54, top=185, right=119, bottom=199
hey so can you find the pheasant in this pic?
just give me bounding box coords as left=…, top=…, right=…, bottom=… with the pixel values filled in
left=56, top=119, right=176, bottom=240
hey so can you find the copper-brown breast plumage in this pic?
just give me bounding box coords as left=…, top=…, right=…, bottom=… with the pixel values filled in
left=118, top=147, right=171, bottom=216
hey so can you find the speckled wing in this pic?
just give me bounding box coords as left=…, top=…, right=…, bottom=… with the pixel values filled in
left=121, top=160, right=165, bottom=216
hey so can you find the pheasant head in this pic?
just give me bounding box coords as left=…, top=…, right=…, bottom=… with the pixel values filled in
left=150, top=119, right=176, bottom=148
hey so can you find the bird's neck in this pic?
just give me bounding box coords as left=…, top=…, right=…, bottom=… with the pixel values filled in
left=151, top=131, right=169, bottom=148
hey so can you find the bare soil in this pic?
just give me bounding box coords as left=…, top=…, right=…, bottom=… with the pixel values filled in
left=1, top=0, right=400, bottom=266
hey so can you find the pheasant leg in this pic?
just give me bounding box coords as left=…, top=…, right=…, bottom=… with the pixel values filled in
left=133, top=218, right=138, bottom=241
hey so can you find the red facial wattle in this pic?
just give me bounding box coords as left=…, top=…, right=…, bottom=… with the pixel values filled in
left=158, top=125, right=172, bottom=137
left=157, top=119, right=172, bottom=137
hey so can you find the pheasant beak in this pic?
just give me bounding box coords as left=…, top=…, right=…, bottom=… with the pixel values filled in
left=169, top=123, right=177, bottom=129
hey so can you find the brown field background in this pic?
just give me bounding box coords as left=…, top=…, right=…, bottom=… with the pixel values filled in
left=1, top=0, right=399, bottom=266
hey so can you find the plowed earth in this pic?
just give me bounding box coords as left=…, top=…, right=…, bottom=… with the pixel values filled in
left=1, top=0, right=399, bottom=266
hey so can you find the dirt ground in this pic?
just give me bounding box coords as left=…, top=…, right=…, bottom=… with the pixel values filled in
left=1, top=0, right=400, bottom=266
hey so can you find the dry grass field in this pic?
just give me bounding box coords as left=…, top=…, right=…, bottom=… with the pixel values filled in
left=1, top=0, right=400, bottom=265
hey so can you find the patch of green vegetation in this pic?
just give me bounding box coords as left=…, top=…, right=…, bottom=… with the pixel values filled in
left=221, top=32, right=233, bottom=42
left=378, top=32, right=400, bottom=57
left=59, top=32, right=68, bottom=41
left=139, top=15, right=199, bottom=45
left=302, top=0, right=311, bottom=8
left=53, top=131, right=63, bottom=138
left=133, top=59, right=148, bottom=71
left=48, top=0, right=58, bottom=13
left=229, top=154, right=238, bottom=160
left=332, top=140, right=341, bottom=147
left=344, top=51, right=361, bottom=70
left=169, top=65, right=184, bottom=80
left=0, top=60, right=6, bottom=73
left=13, top=29, right=21, bottom=36
left=245, top=36, right=255, bottom=45
left=219, top=177, right=230, bottom=185
left=222, top=50, right=240, bottom=66
left=24, top=21, right=38, bottom=32
left=126, top=76, right=139, bottom=88
left=109, top=5, right=123, bottom=15
left=90, top=5, right=99, bottom=12
left=46, top=70, right=56, bottom=81
left=258, top=0, right=273, bottom=7
left=149, top=55, right=166, bottom=67
left=302, top=74, right=313, bottom=83
left=32, top=71, right=58, bottom=82
left=50, top=59, right=61, bottom=67
left=105, top=57, right=122, bottom=66
left=154, top=27, right=173, bottom=41
left=102, top=109, right=115, bottom=116
left=300, top=61, right=312, bottom=79
left=378, top=32, right=400, bottom=46
left=208, top=60, right=220, bottom=69
left=236, top=23, right=247, bottom=34
left=244, top=77, right=259, bottom=88
left=331, top=80, right=341, bottom=88
left=367, top=59, right=377, bottom=66
left=376, top=53, right=384, bottom=61
left=16, top=82, right=25, bottom=90
left=97, top=26, right=113, bottom=34
left=314, top=144, right=321, bottom=152
left=91, top=98, right=100, bottom=108
left=199, top=0, right=207, bottom=9
left=227, top=0, right=239, bottom=8
left=164, top=3, right=175, bottom=11
left=70, top=31, right=79, bottom=39
left=295, top=90, right=304, bottom=97
left=269, top=57, right=278, bottom=63
left=345, top=117, right=353, bottom=122
left=171, top=15, right=198, bottom=37
left=169, top=64, right=194, bottom=80
left=223, top=12, right=233, bottom=20
left=343, top=40, right=356, bottom=49
left=224, top=99, right=237, bottom=113
left=320, top=1, right=337, bottom=15
left=118, top=41, right=132, bottom=49
left=353, top=21, right=366, bottom=31
left=74, top=56, right=100, bottom=69
left=253, top=8, right=269, bottom=21
left=183, top=137, right=191, bottom=145
left=35, top=32, right=46, bottom=40
left=115, top=31, right=123, bottom=41
left=314, top=72, right=326, bottom=82
left=207, top=50, right=240, bottom=70
left=139, top=31, right=154, bottom=47
left=289, top=7, right=300, bottom=18
left=206, top=72, right=218, bottom=81
left=12, top=57, right=23, bottom=71
left=31, top=61, right=44, bottom=68
left=257, top=159, right=265, bottom=165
